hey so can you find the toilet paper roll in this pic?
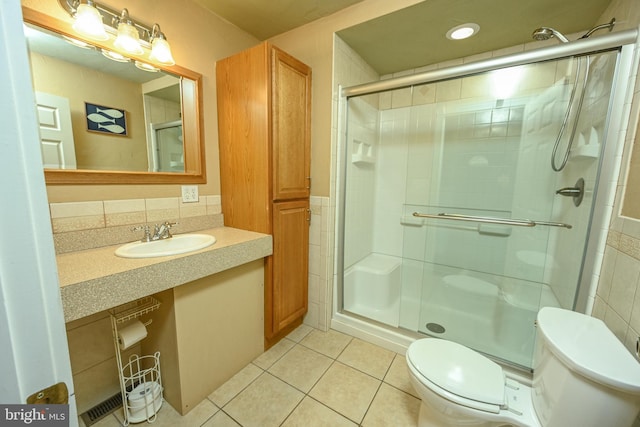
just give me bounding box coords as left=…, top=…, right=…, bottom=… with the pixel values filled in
left=117, top=320, right=147, bottom=350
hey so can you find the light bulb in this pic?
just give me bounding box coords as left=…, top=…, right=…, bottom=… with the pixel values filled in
left=114, top=20, right=143, bottom=55
left=150, top=35, right=175, bottom=65
left=72, top=2, right=108, bottom=41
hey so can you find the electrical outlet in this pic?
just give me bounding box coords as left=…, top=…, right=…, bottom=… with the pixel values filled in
left=181, top=185, right=199, bottom=203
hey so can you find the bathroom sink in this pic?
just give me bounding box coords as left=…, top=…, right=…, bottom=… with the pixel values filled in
left=115, top=234, right=216, bottom=258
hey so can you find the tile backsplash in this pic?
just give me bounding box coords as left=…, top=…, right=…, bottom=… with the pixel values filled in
left=49, top=196, right=223, bottom=254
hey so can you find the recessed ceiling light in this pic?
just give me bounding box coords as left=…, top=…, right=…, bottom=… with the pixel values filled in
left=446, top=23, right=480, bottom=40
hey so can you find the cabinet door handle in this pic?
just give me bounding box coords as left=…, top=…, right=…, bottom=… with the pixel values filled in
left=306, top=209, right=311, bottom=225
left=306, top=176, right=311, bottom=190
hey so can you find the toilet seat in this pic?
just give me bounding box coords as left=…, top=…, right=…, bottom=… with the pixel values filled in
left=406, top=339, right=506, bottom=414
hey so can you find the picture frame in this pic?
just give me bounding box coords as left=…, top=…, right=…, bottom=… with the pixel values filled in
left=85, top=102, right=127, bottom=136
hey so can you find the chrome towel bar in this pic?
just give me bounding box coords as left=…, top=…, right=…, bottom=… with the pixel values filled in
left=412, top=212, right=572, bottom=229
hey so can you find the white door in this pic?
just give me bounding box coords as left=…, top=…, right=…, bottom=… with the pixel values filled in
left=35, top=91, right=77, bottom=169
left=0, top=1, right=76, bottom=425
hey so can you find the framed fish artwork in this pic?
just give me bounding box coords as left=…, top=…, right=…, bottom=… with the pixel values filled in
left=85, top=102, right=127, bottom=136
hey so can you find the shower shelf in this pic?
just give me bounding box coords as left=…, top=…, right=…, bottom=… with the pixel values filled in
left=571, top=127, right=601, bottom=159
left=571, top=144, right=600, bottom=159
left=351, top=139, right=375, bottom=165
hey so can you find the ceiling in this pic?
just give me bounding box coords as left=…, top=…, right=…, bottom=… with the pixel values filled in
left=193, top=0, right=365, bottom=40
left=196, top=0, right=614, bottom=75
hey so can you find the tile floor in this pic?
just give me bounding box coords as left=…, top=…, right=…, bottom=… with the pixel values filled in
left=88, top=325, right=421, bottom=427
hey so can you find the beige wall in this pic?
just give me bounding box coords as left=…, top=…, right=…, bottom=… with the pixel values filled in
left=30, top=51, right=148, bottom=171
left=268, top=0, right=424, bottom=197
left=21, top=0, right=259, bottom=202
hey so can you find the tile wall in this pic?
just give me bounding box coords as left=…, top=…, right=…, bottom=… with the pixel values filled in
left=591, top=0, right=640, bottom=361
left=50, top=195, right=221, bottom=234
left=304, top=196, right=333, bottom=332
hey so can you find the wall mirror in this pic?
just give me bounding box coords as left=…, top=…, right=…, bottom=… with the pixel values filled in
left=22, top=7, right=205, bottom=185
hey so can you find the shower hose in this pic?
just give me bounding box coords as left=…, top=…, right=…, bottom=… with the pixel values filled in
left=551, top=55, right=591, bottom=172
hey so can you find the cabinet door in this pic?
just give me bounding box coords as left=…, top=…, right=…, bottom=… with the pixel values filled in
left=272, top=200, right=309, bottom=333
left=272, top=48, right=311, bottom=201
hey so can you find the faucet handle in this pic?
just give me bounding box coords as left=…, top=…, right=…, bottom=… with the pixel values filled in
left=163, top=221, right=177, bottom=238
left=132, top=225, right=151, bottom=242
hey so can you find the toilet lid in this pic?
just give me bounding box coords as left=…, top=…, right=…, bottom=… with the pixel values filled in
left=407, top=339, right=505, bottom=406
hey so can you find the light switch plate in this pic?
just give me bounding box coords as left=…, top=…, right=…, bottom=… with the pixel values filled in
left=181, top=185, right=199, bottom=203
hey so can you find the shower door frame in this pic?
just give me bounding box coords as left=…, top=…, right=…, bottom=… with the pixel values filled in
left=333, top=29, right=639, bottom=359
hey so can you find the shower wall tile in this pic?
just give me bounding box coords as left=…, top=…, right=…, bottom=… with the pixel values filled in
left=631, top=287, right=640, bottom=334
left=435, top=79, right=462, bottom=102
left=460, top=74, right=491, bottom=99
left=604, top=304, right=629, bottom=343
left=411, top=72, right=436, bottom=106
left=608, top=252, right=640, bottom=322
left=597, top=0, right=640, bottom=359
left=390, top=70, right=413, bottom=109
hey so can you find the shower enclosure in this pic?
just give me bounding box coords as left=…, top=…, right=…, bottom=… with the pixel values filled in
left=150, top=120, right=184, bottom=172
left=337, top=31, right=637, bottom=369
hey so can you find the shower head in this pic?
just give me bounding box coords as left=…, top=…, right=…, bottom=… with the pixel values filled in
left=531, top=27, right=570, bottom=43
left=580, top=18, right=616, bottom=39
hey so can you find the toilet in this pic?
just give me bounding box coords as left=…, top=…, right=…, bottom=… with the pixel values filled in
left=406, top=307, right=640, bottom=427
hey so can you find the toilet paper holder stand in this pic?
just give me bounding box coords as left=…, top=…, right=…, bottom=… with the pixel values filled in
left=109, top=296, right=163, bottom=426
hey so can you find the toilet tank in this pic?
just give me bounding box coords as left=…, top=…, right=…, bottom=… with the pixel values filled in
left=532, top=307, right=640, bottom=427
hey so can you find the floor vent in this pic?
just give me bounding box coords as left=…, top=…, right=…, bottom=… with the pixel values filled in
left=80, top=392, right=122, bottom=426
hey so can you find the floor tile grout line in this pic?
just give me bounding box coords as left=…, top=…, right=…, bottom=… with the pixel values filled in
left=358, top=375, right=385, bottom=426
left=209, top=362, right=266, bottom=410
left=267, top=351, right=334, bottom=396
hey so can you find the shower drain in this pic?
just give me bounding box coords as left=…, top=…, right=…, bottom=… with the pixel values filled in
left=426, top=323, right=445, bottom=334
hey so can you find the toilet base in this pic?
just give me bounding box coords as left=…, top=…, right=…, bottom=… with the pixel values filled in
left=418, top=402, right=509, bottom=427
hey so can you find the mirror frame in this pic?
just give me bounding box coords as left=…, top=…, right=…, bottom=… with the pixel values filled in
left=22, top=7, right=206, bottom=185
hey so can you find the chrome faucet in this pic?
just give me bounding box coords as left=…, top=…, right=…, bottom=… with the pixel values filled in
left=151, top=221, right=177, bottom=240
left=132, top=221, right=177, bottom=242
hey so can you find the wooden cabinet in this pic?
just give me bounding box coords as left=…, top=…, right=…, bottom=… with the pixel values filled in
left=216, top=42, right=311, bottom=348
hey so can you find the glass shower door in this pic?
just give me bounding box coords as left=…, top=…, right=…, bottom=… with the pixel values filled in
left=341, top=49, right=620, bottom=369
left=405, top=50, right=619, bottom=368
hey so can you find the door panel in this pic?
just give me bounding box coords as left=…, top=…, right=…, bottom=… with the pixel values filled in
left=272, top=200, right=309, bottom=331
left=272, top=49, right=311, bottom=200
left=35, top=92, right=76, bottom=169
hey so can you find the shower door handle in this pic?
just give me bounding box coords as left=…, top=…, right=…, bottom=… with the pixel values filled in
left=556, top=188, right=581, bottom=196
left=412, top=212, right=572, bottom=229
left=555, top=178, right=584, bottom=207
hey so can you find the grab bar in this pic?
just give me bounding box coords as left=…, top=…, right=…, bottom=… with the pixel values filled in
left=412, top=212, right=572, bottom=229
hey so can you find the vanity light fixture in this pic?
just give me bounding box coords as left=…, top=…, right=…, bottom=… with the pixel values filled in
left=114, top=9, right=143, bottom=55
left=71, top=0, right=108, bottom=40
left=149, top=25, right=175, bottom=66
left=446, top=23, right=480, bottom=40
left=58, top=0, right=176, bottom=66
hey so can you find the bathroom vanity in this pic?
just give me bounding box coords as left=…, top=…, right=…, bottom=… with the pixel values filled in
left=57, top=226, right=272, bottom=415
